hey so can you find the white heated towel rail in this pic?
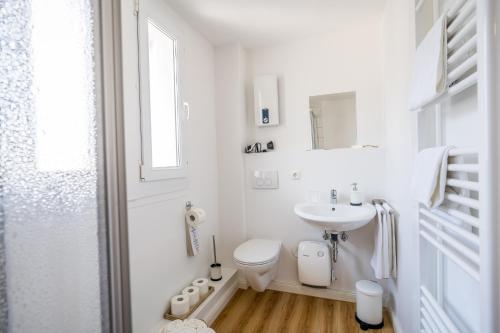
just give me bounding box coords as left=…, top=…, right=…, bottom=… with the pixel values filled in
left=419, top=147, right=480, bottom=332
left=420, top=0, right=478, bottom=110
left=417, top=1, right=482, bottom=332
left=446, top=0, right=477, bottom=96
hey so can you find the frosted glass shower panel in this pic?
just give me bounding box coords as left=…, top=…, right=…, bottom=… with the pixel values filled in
left=0, top=0, right=108, bottom=331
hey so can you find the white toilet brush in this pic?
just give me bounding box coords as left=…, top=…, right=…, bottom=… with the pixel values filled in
left=210, top=235, right=222, bottom=281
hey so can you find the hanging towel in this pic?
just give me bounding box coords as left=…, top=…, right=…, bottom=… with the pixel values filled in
left=383, top=202, right=397, bottom=278
left=409, top=15, right=448, bottom=111
left=381, top=205, right=390, bottom=278
left=411, top=146, right=453, bottom=209
left=370, top=204, right=385, bottom=279
left=370, top=203, right=397, bottom=279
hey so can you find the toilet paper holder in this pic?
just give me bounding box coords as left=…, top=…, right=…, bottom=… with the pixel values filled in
left=185, top=201, right=205, bottom=257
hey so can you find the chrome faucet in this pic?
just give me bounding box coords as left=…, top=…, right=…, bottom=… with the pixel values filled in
left=330, top=189, right=337, bottom=205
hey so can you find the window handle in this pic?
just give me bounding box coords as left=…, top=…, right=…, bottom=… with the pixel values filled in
left=183, top=102, right=190, bottom=120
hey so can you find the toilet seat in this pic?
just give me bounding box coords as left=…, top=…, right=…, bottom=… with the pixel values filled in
left=234, top=256, right=277, bottom=266
left=233, top=239, right=281, bottom=266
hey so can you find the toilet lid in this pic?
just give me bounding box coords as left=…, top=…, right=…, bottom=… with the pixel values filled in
left=233, top=239, right=281, bottom=265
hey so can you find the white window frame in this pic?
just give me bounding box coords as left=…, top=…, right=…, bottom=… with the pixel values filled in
left=137, top=5, right=187, bottom=182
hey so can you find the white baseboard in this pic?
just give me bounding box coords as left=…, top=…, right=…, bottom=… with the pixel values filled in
left=195, top=268, right=239, bottom=325
left=389, top=308, right=404, bottom=333
left=200, top=277, right=238, bottom=325
left=268, top=279, right=357, bottom=303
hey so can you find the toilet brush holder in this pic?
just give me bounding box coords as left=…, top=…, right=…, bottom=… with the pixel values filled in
left=210, top=235, right=222, bottom=281
left=210, top=263, right=222, bottom=281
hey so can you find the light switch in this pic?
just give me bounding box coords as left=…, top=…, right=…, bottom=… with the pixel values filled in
left=253, top=170, right=279, bottom=189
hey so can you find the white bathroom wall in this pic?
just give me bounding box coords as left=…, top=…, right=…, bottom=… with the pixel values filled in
left=382, top=0, right=419, bottom=331
left=244, top=149, right=386, bottom=293
left=121, top=1, right=219, bottom=332
left=235, top=17, right=388, bottom=294
left=214, top=44, right=248, bottom=267
left=245, top=22, right=385, bottom=151
left=119, top=2, right=426, bottom=332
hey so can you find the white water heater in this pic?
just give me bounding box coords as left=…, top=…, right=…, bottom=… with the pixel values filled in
left=253, top=75, right=279, bottom=127
left=298, top=241, right=331, bottom=287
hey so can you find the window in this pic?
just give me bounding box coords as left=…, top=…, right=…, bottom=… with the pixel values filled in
left=138, top=14, right=186, bottom=181
left=147, top=20, right=179, bottom=169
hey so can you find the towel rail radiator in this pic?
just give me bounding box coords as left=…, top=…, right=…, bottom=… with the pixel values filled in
left=417, top=1, right=487, bottom=332
left=446, top=0, right=477, bottom=94
left=420, top=0, right=478, bottom=110
left=419, top=148, right=481, bottom=332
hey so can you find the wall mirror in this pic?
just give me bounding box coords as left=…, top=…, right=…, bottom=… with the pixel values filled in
left=309, top=92, right=357, bottom=150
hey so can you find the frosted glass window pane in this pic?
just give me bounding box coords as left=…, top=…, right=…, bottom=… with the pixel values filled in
left=32, top=0, right=95, bottom=171
left=147, top=20, right=179, bottom=168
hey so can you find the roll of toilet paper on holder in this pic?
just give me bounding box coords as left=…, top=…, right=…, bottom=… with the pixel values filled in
left=170, top=294, right=190, bottom=317
left=182, top=286, right=200, bottom=306
left=185, top=208, right=206, bottom=227
left=192, top=278, right=209, bottom=296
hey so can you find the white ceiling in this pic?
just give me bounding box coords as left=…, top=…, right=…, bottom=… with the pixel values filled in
left=167, top=0, right=387, bottom=49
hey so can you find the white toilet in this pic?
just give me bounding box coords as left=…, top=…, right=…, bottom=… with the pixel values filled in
left=233, top=239, right=281, bottom=292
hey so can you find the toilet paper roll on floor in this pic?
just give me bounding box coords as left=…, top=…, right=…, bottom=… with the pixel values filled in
left=170, top=295, right=190, bottom=317
left=192, top=278, right=209, bottom=296
left=185, top=208, right=206, bottom=227
left=182, top=286, right=200, bottom=306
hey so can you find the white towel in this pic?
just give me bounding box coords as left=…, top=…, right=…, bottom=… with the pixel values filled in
left=174, top=329, right=196, bottom=333
left=160, top=320, right=185, bottom=333
left=409, top=15, right=447, bottom=111
left=370, top=204, right=385, bottom=279
left=411, top=146, right=453, bottom=209
left=371, top=203, right=397, bottom=279
left=160, top=319, right=212, bottom=333
left=184, top=319, right=207, bottom=330
left=383, top=203, right=397, bottom=278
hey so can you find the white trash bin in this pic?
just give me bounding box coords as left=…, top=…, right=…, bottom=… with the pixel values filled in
left=355, top=280, right=384, bottom=330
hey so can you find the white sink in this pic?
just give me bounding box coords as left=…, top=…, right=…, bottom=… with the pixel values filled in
left=294, top=202, right=376, bottom=232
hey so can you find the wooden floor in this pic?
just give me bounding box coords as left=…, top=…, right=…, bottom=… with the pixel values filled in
left=212, top=289, right=394, bottom=333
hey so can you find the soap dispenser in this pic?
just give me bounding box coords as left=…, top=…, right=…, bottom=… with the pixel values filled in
left=350, top=183, right=363, bottom=206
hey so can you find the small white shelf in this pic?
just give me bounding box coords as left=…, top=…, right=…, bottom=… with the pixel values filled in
left=153, top=268, right=238, bottom=333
